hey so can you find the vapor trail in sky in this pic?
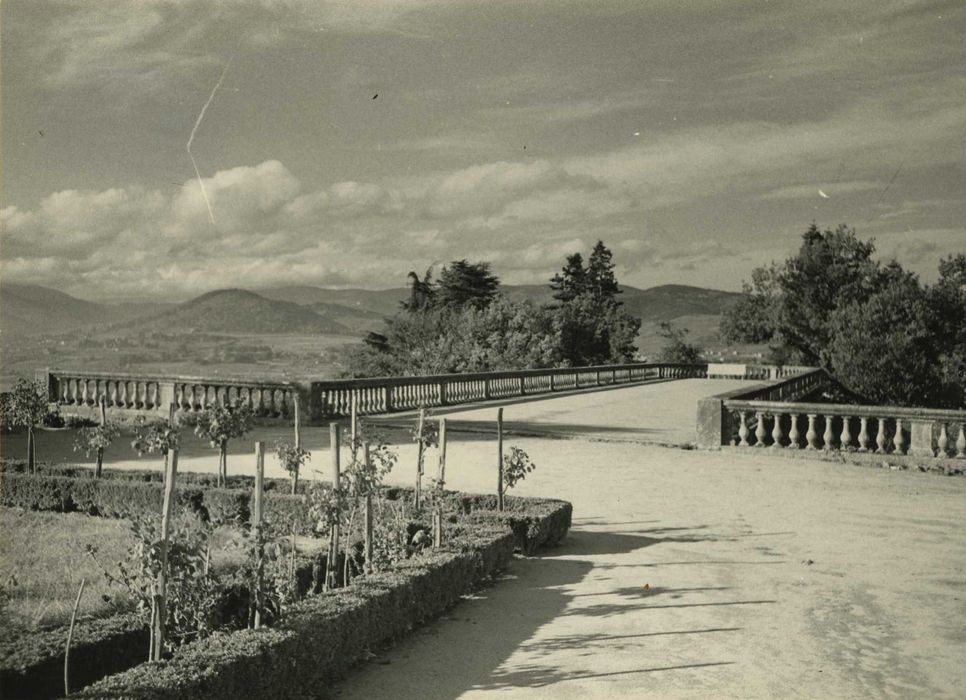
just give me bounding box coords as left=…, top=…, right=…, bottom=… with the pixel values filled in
left=187, top=59, right=232, bottom=226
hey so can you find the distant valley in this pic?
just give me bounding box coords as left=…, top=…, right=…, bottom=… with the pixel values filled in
left=0, top=281, right=748, bottom=388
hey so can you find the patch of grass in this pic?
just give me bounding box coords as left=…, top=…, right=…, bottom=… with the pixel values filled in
left=0, top=508, right=249, bottom=633
left=0, top=508, right=135, bottom=632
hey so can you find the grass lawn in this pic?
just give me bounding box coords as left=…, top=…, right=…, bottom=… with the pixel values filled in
left=0, top=508, right=136, bottom=632
left=0, top=507, right=251, bottom=633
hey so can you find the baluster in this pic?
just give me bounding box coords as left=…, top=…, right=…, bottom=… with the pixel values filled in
left=771, top=413, right=784, bottom=448
left=80, top=379, right=91, bottom=406
left=857, top=417, right=870, bottom=452
left=937, top=423, right=950, bottom=458
left=893, top=419, right=906, bottom=454
left=788, top=413, right=800, bottom=449
left=737, top=412, right=750, bottom=446
left=277, top=389, right=288, bottom=418
left=146, top=382, right=158, bottom=409
left=875, top=417, right=887, bottom=453
left=823, top=415, right=835, bottom=450
left=955, top=424, right=966, bottom=458
left=840, top=416, right=853, bottom=450
left=754, top=411, right=767, bottom=447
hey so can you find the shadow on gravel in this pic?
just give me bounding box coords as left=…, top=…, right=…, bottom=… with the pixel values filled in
left=336, top=527, right=744, bottom=699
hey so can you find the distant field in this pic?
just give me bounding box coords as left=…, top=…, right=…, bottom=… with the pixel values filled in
left=0, top=332, right=361, bottom=390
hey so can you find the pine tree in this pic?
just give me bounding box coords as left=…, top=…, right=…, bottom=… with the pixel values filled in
left=586, top=241, right=622, bottom=305
left=550, top=253, right=588, bottom=302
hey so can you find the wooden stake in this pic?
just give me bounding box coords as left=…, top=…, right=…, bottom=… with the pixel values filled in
left=64, top=577, right=86, bottom=697
left=253, top=441, right=265, bottom=629
left=437, top=418, right=447, bottom=487
left=325, top=423, right=341, bottom=591
left=155, top=448, right=178, bottom=660
left=99, top=395, right=107, bottom=426
left=497, top=408, right=504, bottom=512
left=363, top=441, right=373, bottom=575
left=292, top=394, right=301, bottom=494
left=415, top=408, right=425, bottom=510
left=350, top=395, right=358, bottom=459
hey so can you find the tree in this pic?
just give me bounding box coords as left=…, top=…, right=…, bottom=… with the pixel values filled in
left=186, top=404, right=255, bottom=487
left=4, top=379, right=49, bottom=473
left=435, top=260, right=500, bottom=310
left=74, top=422, right=122, bottom=478
left=550, top=253, right=588, bottom=302
left=551, top=293, right=640, bottom=366
left=723, top=224, right=965, bottom=408
left=657, top=322, right=703, bottom=364
left=586, top=241, right=622, bottom=305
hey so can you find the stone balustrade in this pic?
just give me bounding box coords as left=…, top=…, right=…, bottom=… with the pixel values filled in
left=48, top=371, right=297, bottom=419
left=310, top=362, right=708, bottom=418
left=722, top=399, right=966, bottom=459
left=706, top=363, right=814, bottom=380
left=48, top=362, right=709, bottom=424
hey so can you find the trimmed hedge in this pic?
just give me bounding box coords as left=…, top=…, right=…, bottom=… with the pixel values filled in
left=0, top=612, right=148, bottom=700
left=75, top=523, right=517, bottom=699
left=0, top=474, right=304, bottom=531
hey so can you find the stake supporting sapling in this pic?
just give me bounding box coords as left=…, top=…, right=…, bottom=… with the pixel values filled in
left=325, top=423, right=341, bottom=592
left=64, top=577, right=87, bottom=697
left=497, top=408, right=504, bottom=512
left=363, top=441, right=374, bottom=574
left=415, top=407, right=425, bottom=510
left=252, top=441, right=265, bottom=629
left=154, top=448, right=179, bottom=661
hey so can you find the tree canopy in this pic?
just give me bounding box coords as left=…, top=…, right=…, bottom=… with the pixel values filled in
left=722, top=224, right=965, bottom=408
left=344, top=243, right=642, bottom=377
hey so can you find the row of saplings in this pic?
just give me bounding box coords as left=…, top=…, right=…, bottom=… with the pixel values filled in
left=54, top=396, right=534, bottom=694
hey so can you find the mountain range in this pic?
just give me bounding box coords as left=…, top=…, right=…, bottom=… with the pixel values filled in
left=0, top=282, right=741, bottom=339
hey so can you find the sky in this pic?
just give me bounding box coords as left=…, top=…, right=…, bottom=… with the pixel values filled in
left=2, top=0, right=964, bottom=302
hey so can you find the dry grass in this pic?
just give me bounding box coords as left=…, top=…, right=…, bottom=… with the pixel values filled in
left=0, top=508, right=136, bottom=631
left=0, top=508, right=250, bottom=632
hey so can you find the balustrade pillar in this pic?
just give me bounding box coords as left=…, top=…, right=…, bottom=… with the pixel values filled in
left=738, top=412, right=750, bottom=447
left=770, top=413, right=784, bottom=448
left=754, top=411, right=767, bottom=447
left=858, top=417, right=870, bottom=452
left=823, top=415, right=835, bottom=451
left=937, top=423, right=950, bottom=458
left=788, top=414, right=800, bottom=449
left=875, top=418, right=887, bottom=453
left=893, top=419, right=906, bottom=454
left=957, top=424, right=966, bottom=458
left=806, top=414, right=818, bottom=449
left=840, top=416, right=853, bottom=450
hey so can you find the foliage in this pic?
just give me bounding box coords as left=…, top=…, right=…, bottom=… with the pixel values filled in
left=73, top=422, right=123, bottom=464
left=586, top=240, right=623, bottom=305
left=131, top=416, right=180, bottom=457
left=721, top=225, right=966, bottom=408
left=1, top=379, right=48, bottom=431
left=434, top=260, right=500, bottom=310
left=552, top=292, right=640, bottom=366
left=273, top=440, right=311, bottom=492
left=502, top=447, right=536, bottom=493
left=186, top=404, right=255, bottom=449
left=86, top=510, right=228, bottom=653
left=550, top=252, right=588, bottom=302
left=656, top=321, right=703, bottom=364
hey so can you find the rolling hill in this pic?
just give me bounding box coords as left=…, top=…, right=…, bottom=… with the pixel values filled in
left=130, top=289, right=353, bottom=335
left=0, top=283, right=172, bottom=337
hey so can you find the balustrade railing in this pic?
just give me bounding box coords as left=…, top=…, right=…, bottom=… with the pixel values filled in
left=49, top=371, right=297, bottom=419
left=310, top=361, right=707, bottom=418
left=48, top=361, right=709, bottom=423
left=723, top=399, right=966, bottom=459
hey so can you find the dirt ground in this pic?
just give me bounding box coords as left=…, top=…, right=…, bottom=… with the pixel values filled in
left=4, top=380, right=965, bottom=697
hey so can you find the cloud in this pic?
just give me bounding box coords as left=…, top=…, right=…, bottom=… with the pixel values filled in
left=759, top=181, right=881, bottom=201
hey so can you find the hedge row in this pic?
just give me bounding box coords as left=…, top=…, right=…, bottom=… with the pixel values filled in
left=0, top=473, right=313, bottom=533
left=1, top=459, right=306, bottom=494
left=0, top=554, right=328, bottom=700
left=0, top=612, right=148, bottom=700
left=75, top=522, right=519, bottom=699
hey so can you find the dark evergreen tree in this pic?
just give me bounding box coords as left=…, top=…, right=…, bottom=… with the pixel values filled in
left=550, top=253, right=588, bottom=302
left=435, top=260, right=500, bottom=310
left=586, top=240, right=622, bottom=305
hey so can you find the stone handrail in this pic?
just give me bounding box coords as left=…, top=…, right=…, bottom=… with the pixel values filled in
left=722, top=398, right=966, bottom=459
left=309, top=362, right=708, bottom=417
left=48, top=362, right=709, bottom=424
left=47, top=370, right=298, bottom=419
